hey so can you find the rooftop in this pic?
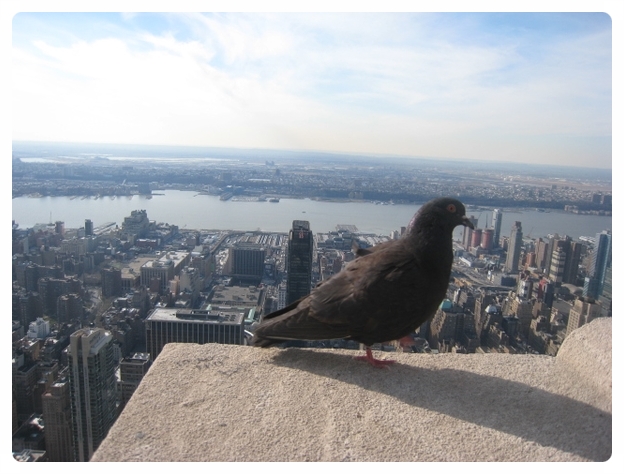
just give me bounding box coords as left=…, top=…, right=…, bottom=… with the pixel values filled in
left=92, top=318, right=612, bottom=462
left=146, top=307, right=244, bottom=325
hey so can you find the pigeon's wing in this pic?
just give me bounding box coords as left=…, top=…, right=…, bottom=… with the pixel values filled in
left=308, top=243, right=422, bottom=332
left=253, top=241, right=422, bottom=346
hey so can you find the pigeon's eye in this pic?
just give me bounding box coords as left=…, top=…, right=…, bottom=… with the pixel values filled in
left=446, top=204, right=456, bottom=213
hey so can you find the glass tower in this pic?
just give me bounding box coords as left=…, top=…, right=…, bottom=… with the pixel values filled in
left=286, top=220, right=313, bottom=305
left=583, top=230, right=612, bottom=299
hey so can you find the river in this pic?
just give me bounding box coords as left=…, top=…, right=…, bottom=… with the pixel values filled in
left=12, top=190, right=611, bottom=240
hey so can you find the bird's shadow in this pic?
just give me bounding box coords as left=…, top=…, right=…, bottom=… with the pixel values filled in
left=270, top=349, right=611, bottom=461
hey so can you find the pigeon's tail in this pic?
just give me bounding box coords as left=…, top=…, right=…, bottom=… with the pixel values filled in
left=251, top=334, right=284, bottom=348
left=252, top=302, right=352, bottom=347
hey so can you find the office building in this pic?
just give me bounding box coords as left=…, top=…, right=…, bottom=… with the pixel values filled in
left=27, top=318, right=50, bottom=339
left=480, top=228, right=493, bottom=250
left=567, top=297, right=602, bottom=335
left=470, top=228, right=482, bottom=249
left=229, top=244, right=266, bottom=279
left=563, top=241, right=583, bottom=285
left=68, top=328, right=117, bottom=462
left=548, top=247, right=566, bottom=287
left=55, top=221, right=65, bottom=236
left=118, top=353, right=152, bottom=411
left=492, top=209, right=503, bottom=248
left=507, top=295, right=533, bottom=338
left=145, top=307, right=245, bottom=360
left=12, top=356, right=38, bottom=419
left=504, top=221, right=523, bottom=273
left=286, top=220, right=313, bottom=305
left=41, top=373, right=73, bottom=462
left=583, top=230, right=612, bottom=299
left=57, top=293, right=84, bottom=323
left=140, top=251, right=190, bottom=294
left=102, top=268, right=122, bottom=298
left=462, top=216, right=478, bottom=249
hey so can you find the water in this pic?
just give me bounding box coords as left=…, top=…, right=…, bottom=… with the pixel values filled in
left=12, top=190, right=611, bottom=240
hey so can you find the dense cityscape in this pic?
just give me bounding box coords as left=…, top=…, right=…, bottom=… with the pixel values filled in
left=12, top=152, right=612, bottom=462
left=12, top=143, right=612, bottom=214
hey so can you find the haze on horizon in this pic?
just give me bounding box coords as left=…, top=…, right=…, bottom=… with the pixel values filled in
left=11, top=11, right=612, bottom=169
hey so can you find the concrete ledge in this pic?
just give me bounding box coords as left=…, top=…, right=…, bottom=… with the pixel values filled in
left=92, top=318, right=611, bottom=462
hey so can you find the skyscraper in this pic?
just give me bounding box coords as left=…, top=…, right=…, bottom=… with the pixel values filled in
left=492, top=209, right=503, bottom=248
left=583, top=230, right=612, bottom=299
left=42, top=372, right=73, bottom=462
left=286, top=220, right=313, bottom=305
left=504, top=221, right=523, bottom=273
left=101, top=268, right=122, bottom=298
left=68, top=328, right=117, bottom=462
left=548, top=247, right=566, bottom=287
left=563, top=241, right=583, bottom=285
left=462, top=215, right=478, bottom=249
left=118, top=353, right=152, bottom=411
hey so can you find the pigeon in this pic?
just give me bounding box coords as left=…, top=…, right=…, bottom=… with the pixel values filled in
left=252, top=197, right=474, bottom=367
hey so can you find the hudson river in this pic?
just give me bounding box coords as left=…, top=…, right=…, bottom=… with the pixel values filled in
left=12, top=190, right=611, bottom=240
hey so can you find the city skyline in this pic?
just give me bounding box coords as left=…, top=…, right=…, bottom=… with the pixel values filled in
left=8, top=7, right=614, bottom=169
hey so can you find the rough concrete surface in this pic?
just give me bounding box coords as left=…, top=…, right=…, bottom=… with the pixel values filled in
left=92, top=318, right=612, bottom=462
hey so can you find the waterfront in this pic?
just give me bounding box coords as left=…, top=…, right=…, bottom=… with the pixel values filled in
left=12, top=190, right=611, bottom=239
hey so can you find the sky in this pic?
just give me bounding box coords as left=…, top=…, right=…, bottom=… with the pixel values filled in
left=7, top=6, right=616, bottom=169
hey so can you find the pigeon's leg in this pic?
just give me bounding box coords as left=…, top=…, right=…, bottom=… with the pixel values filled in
left=353, top=347, right=396, bottom=368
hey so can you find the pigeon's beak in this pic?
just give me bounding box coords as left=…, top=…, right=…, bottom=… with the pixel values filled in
left=461, top=216, right=474, bottom=229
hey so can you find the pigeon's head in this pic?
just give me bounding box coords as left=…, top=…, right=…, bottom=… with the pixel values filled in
left=410, top=197, right=475, bottom=232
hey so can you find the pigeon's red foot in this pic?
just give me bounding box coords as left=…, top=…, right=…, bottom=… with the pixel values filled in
left=354, top=347, right=396, bottom=368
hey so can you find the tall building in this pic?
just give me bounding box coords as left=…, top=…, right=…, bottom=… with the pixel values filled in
left=492, top=209, right=503, bottom=248
left=462, top=216, right=478, bottom=249
left=286, top=220, right=313, bottom=305
left=12, top=356, right=38, bottom=419
left=118, top=353, right=152, bottom=411
left=583, top=230, right=612, bottom=299
left=563, top=241, right=583, bottom=285
left=480, top=228, right=493, bottom=250
left=567, top=297, right=601, bottom=335
left=548, top=247, right=567, bottom=287
left=41, top=372, right=73, bottom=462
left=84, top=219, right=93, bottom=237
left=56, top=293, right=84, bottom=323
left=101, top=268, right=122, bottom=298
left=470, top=228, right=482, bottom=249
left=504, top=221, right=523, bottom=273
left=68, top=328, right=117, bottom=462
left=545, top=235, right=580, bottom=286
left=55, top=221, right=65, bottom=235
left=507, top=295, right=533, bottom=338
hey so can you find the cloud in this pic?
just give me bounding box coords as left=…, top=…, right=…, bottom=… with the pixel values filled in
left=11, top=12, right=611, bottom=168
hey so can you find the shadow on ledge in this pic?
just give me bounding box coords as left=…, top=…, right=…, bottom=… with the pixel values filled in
left=270, top=349, right=611, bottom=461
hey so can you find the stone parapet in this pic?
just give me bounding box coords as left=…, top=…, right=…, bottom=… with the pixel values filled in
left=92, top=318, right=611, bottom=462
